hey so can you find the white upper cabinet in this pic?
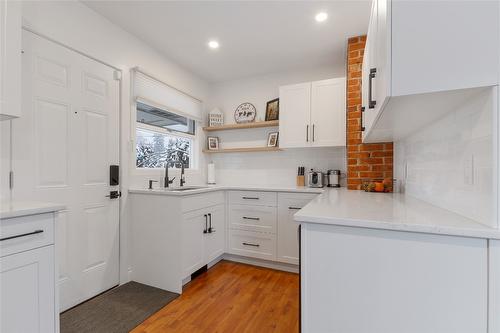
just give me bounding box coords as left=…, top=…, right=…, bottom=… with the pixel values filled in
left=0, top=0, right=21, bottom=120
left=279, top=78, right=346, bottom=148
left=362, top=0, right=499, bottom=143
left=279, top=82, right=311, bottom=148
left=310, top=78, right=346, bottom=147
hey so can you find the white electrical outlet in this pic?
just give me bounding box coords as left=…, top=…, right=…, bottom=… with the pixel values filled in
left=464, top=154, right=474, bottom=185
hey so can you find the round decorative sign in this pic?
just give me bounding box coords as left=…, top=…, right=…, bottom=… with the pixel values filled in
left=234, top=102, right=256, bottom=123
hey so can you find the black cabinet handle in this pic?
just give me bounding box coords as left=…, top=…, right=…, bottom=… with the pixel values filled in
left=361, top=106, right=366, bottom=131
left=203, top=214, right=208, bottom=234
left=288, top=207, right=302, bottom=210
left=242, top=242, right=260, bottom=247
left=208, top=213, right=215, bottom=233
left=306, top=125, right=309, bottom=142
left=369, top=68, right=377, bottom=109
left=242, top=197, right=259, bottom=200
left=242, top=216, right=260, bottom=221
left=312, top=124, right=315, bottom=142
left=0, top=229, right=43, bottom=242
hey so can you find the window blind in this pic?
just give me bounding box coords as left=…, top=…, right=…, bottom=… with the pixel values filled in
left=132, top=68, right=202, bottom=122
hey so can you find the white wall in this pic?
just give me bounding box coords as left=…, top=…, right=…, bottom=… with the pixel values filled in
left=394, top=87, right=497, bottom=227
left=14, top=0, right=211, bottom=283
left=206, top=68, right=347, bottom=186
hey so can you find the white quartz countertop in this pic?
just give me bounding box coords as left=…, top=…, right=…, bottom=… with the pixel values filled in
left=0, top=201, right=66, bottom=219
left=129, top=184, right=325, bottom=196
left=295, top=188, right=500, bottom=240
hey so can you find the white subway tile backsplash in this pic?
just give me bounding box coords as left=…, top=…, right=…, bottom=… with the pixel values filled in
left=395, top=87, right=496, bottom=227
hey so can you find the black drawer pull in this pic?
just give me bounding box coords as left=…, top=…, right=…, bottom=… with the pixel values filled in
left=242, top=216, right=260, bottom=221
left=288, top=207, right=302, bottom=210
left=242, top=197, right=259, bottom=200
left=0, top=229, right=44, bottom=242
left=242, top=242, right=260, bottom=247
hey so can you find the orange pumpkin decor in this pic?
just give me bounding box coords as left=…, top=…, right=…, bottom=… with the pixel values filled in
left=374, top=182, right=385, bottom=192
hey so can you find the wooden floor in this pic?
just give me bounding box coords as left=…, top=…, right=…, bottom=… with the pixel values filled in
left=132, top=260, right=299, bottom=333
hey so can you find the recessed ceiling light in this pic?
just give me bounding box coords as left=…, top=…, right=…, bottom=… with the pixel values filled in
left=208, top=40, right=219, bottom=49
left=315, top=12, right=328, bottom=22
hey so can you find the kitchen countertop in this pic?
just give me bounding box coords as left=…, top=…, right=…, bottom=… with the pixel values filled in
left=295, top=188, right=500, bottom=240
left=129, top=184, right=325, bottom=196
left=0, top=201, right=66, bottom=219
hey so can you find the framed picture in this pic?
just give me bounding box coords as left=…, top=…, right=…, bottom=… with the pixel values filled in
left=207, top=136, right=219, bottom=150
left=265, top=98, right=279, bottom=121
left=267, top=132, right=279, bottom=147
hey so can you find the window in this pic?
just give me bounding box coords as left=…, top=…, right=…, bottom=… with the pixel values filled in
left=135, top=102, right=195, bottom=169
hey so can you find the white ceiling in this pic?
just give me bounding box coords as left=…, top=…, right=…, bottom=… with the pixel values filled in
left=83, top=1, right=371, bottom=83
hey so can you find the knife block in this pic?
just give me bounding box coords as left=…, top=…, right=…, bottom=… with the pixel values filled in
left=296, top=175, right=305, bottom=187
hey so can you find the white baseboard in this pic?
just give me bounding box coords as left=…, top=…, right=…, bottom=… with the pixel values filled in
left=223, top=253, right=299, bottom=273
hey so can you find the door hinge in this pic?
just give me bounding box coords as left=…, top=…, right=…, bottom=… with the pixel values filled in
left=9, top=171, right=13, bottom=190
left=113, top=70, right=122, bottom=81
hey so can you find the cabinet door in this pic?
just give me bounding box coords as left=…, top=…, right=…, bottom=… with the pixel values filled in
left=0, top=0, right=21, bottom=120
left=374, top=0, right=390, bottom=111
left=362, top=0, right=378, bottom=138
left=1, top=246, right=56, bottom=333
left=279, top=82, right=311, bottom=148
left=181, top=209, right=207, bottom=277
left=204, top=204, right=225, bottom=264
left=391, top=1, right=498, bottom=96
left=310, top=78, right=346, bottom=147
left=277, top=193, right=316, bottom=265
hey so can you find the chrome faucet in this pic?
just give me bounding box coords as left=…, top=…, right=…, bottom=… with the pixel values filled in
left=180, top=164, right=186, bottom=187
left=164, top=163, right=175, bottom=188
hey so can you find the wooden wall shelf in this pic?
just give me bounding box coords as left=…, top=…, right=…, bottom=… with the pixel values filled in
left=203, top=120, right=279, bottom=132
left=202, top=147, right=282, bottom=154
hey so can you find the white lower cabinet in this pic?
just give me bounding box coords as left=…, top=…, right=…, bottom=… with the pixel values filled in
left=227, top=191, right=278, bottom=261
left=301, top=223, right=488, bottom=333
left=0, top=213, right=57, bottom=333
left=1, top=246, right=55, bottom=333
left=204, top=204, right=225, bottom=263
left=227, top=190, right=319, bottom=266
left=181, top=203, right=225, bottom=278
left=277, top=193, right=317, bottom=265
left=229, top=229, right=276, bottom=261
left=181, top=209, right=207, bottom=277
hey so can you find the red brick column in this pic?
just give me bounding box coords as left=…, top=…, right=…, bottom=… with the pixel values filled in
left=346, top=36, right=393, bottom=190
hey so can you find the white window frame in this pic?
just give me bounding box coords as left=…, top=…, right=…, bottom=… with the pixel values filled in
left=133, top=103, right=201, bottom=173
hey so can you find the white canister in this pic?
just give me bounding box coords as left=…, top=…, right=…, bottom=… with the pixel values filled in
left=207, top=162, right=216, bottom=184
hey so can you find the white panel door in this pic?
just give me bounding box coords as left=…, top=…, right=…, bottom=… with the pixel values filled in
left=181, top=209, right=206, bottom=278
left=204, top=204, right=225, bottom=264
left=12, top=31, right=120, bottom=311
left=310, top=78, right=346, bottom=147
left=279, top=82, right=311, bottom=148
left=0, top=0, right=22, bottom=120
left=0, top=246, right=55, bottom=333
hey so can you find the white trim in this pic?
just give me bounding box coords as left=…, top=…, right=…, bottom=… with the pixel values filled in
left=223, top=253, right=299, bottom=274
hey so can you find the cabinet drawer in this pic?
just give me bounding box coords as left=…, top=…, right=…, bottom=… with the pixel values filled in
left=0, top=213, right=55, bottom=257
left=228, top=191, right=277, bottom=207
left=229, top=205, right=276, bottom=233
left=278, top=192, right=318, bottom=205
left=228, top=229, right=276, bottom=261
left=182, top=191, right=225, bottom=213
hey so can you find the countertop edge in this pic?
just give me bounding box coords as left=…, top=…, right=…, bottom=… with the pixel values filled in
left=129, top=185, right=325, bottom=196
left=294, top=214, right=500, bottom=240
left=0, top=203, right=67, bottom=219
